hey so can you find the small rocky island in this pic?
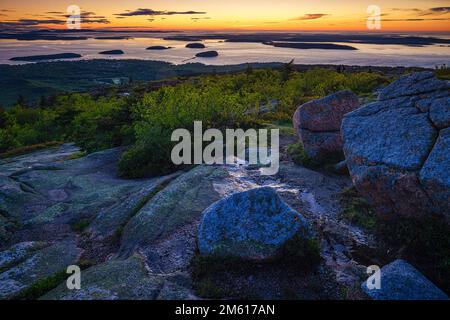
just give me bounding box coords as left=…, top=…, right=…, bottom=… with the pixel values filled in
left=186, top=43, right=206, bottom=49
left=146, top=46, right=173, bottom=50
left=196, top=51, right=219, bottom=58
left=263, top=42, right=358, bottom=50
left=9, top=53, right=82, bottom=62
left=98, top=50, right=125, bottom=55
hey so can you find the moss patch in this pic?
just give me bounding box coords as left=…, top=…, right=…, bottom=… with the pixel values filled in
left=281, top=235, right=321, bottom=269
left=339, top=186, right=377, bottom=231
left=287, top=142, right=319, bottom=168
left=64, top=151, right=87, bottom=161
left=13, top=270, right=68, bottom=300
left=287, top=141, right=345, bottom=171
left=0, top=141, right=63, bottom=159
left=71, top=218, right=91, bottom=233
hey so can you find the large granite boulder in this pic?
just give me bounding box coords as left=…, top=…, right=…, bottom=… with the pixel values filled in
left=342, top=72, right=450, bottom=220
left=361, top=259, right=448, bottom=300
left=198, top=187, right=311, bottom=261
left=293, top=90, right=360, bottom=161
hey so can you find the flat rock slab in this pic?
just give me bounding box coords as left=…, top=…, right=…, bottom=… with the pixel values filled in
left=361, top=259, right=449, bottom=300
left=198, top=187, right=310, bottom=261
left=0, top=240, right=81, bottom=299
left=42, top=254, right=194, bottom=300
left=0, top=145, right=166, bottom=244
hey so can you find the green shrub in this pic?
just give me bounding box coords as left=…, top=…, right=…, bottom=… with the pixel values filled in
left=281, top=236, right=321, bottom=269
left=339, top=187, right=377, bottom=231
left=287, top=142, right=320, bottom=168
left=0, top=68, right=389, bottom=166
left=118, top=124, right=176, bottom=178
left=13, top=270, right=68, bottom=300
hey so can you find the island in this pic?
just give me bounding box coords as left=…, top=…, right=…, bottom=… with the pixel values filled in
left=146, top=46, right=173, bottom=50
left=95, top=36, right=132, bottom=40
left=263, top=42, right=358, bottom=50
left=186, top=43, right=206, bottom=49
left=98, top=50, right=125, bottom=55
left=196, top=51, right=219, bottom=58
left=9, top=53, right=82, bottom=62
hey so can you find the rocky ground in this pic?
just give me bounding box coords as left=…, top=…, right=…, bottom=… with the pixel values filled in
left=0, top=72, right=448, bottom=300
left=0, top=136, right=375, bottom=300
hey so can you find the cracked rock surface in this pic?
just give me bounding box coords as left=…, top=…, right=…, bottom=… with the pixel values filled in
left=293, top=90, right=360, bottom=160
left=342, top=72, right=450, bottom=220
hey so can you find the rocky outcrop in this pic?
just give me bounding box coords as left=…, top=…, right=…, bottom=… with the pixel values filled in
left=118, top=166, right=230, bottom=272
left=0, top=145, right=183, bottom=298
left=198, top=187, right=311, bottom=261
left=43, top=254, right=195, bottom=300
left=361, top=260, right=448, bottom=300
left=293, top=90, right=360, bottom=161
left=0, top=145, right=169, bottom=246
left=342, top=72, right=450, bottom=220
left=0, top=240, right=81, bottom=299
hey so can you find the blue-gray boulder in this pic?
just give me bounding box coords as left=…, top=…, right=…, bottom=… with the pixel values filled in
left=342, top=72, right=450, bottom=219
left=198, top=187, right=311, bottom=261
left=361, top=259, right=448, bottom=300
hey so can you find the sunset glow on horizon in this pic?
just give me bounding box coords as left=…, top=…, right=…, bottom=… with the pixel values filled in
left=1, top=0, right=449, bottom=32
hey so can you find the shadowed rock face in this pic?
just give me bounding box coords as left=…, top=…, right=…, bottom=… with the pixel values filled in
left=198, top=187, right=311, bottom=261
left=293, top=90, right=360, bottom=160
left=361, top=260, right=448, bottom=300
left=342, top=72, right=450, bottom=220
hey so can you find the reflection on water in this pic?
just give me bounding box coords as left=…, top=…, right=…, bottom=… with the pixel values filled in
left=0, top=36, right=449, bottom=67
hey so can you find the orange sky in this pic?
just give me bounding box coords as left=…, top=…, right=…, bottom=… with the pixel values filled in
left=1, top=0, right=449, bottom=32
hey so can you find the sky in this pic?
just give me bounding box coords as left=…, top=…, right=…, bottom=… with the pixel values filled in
left=1, top=0, right=449, bottom=32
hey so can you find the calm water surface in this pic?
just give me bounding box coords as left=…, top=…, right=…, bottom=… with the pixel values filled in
left=0, top=34, right=449, bottom=67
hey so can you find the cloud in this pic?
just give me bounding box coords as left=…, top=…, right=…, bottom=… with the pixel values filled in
left=384, top=18, right=450, bottom=21
left=2, top=11, right=111, bottom=28
left=43, top=11, right=111, bottom=24
left=8, top=19, right=67, bottom=26
left=115, top=8, right=206, bottom=17
left=390, top=7, right=450, bottom=16
left=191, top=17, right=211, bottom=21
left=391, top=8, right=422, bottom=12
left=421, top=7, right=450, bottom=16
left=290, top=14, right=329, bottom=21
